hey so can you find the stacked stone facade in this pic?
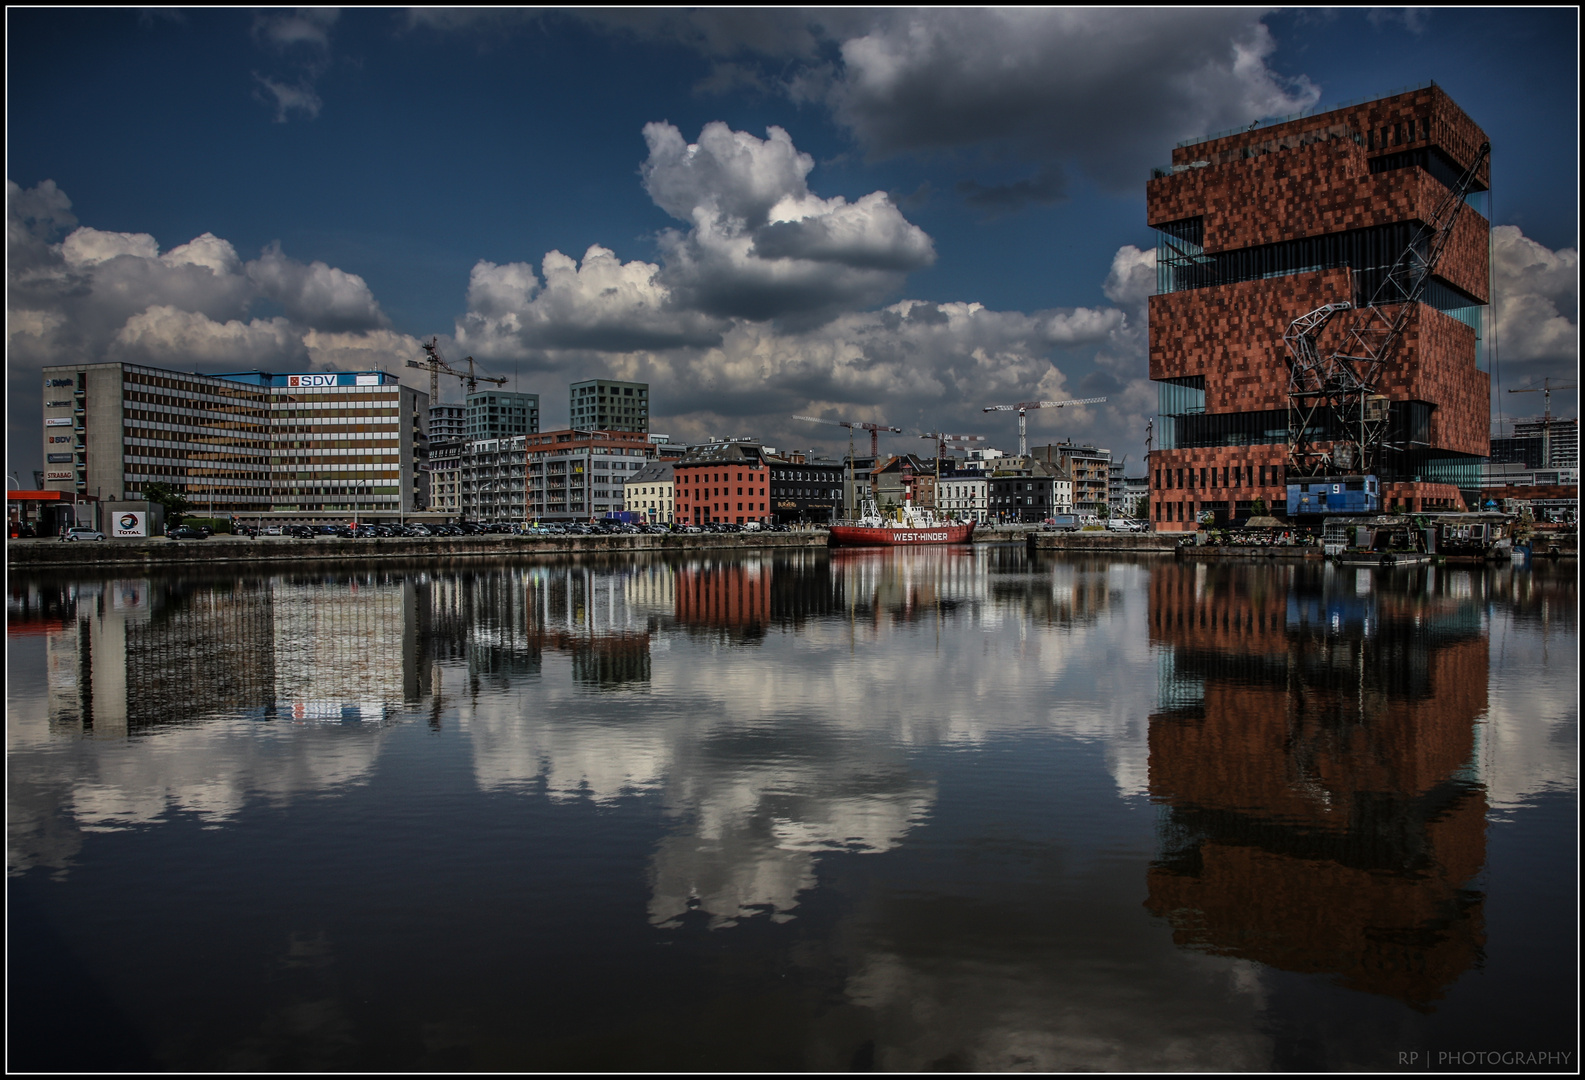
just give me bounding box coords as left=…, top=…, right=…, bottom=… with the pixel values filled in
left=1147, top=84, right=1491, bottom=528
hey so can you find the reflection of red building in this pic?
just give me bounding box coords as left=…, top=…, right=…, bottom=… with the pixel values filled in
left=675, top=561, right=770, bottom=631
left=1144, top=562, right=1487, bottom=1006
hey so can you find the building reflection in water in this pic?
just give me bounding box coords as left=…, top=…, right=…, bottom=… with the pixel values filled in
left=828, top=545, right=1117, bottom=633
left=1144, top=562, right=1490, bottom=1007
left=673, top=553, right=772, bottom=642
left=18, top=573, right=433, bottom=733
left=524, top=562, right=657, bottom=687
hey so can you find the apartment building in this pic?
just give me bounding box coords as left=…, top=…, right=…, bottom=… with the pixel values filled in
left=1030, top=444, right=1110, bottom=517
left=570, top=380, right=649, bottom=434
left=526, top=429, right=654, bottom=521
left=937, top=474, right=988, bottom=522
left=429, top=405, right=466, bottom=441
left=766, top=454, right=844, bottom=524
left=674, top=441, right=771, bottom=526
left=624, top=462, right=676, bottom=523
left=467, top=390, right=539, bottom=440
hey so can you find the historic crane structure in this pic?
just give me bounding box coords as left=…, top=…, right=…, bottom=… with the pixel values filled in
left=981, top=398, right=1106, bottom=456
left=1282, top=141, right=1492, bottom=478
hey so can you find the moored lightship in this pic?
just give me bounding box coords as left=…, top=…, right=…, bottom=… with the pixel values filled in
left=827, top=499, right=975, bottom=547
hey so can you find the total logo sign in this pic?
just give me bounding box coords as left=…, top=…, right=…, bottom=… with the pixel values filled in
left=113, top=511, right=147, bottom=538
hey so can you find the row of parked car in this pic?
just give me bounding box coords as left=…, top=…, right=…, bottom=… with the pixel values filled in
left=45, top=520, right=821, bottom=542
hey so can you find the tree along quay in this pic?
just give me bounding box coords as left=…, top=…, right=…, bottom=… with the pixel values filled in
left=4, top=530, right=827, bottom=569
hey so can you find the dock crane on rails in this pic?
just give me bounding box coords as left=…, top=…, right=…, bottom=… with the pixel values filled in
left=793, top=414, right=904, bottom=519
left=1282, top=141, right=1491, bottom=484
left=981, top=398, right=1106, bottom=456
left=407, top=337, right=507, bottom=407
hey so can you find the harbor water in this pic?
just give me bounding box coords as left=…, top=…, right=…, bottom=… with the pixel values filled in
left=6, top=548, right=1577, bottom=1071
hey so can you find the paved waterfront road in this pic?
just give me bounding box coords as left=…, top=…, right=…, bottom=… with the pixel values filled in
left=7, top=551, right=1577, bottom=1070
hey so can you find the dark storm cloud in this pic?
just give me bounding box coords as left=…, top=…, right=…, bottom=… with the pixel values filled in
left=564, top=9, right=1320, bottom=193
left=956, top=166, right=1070, bottom=214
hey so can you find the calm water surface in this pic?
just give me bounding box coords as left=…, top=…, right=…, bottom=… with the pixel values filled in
left=7, top=548, right=1577, bottom=1071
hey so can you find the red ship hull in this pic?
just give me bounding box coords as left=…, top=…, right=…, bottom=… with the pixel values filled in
left=827, top=521, right=976, bottom=547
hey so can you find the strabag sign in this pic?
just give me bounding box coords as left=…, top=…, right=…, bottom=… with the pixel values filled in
left=45, top=417, right=72, bottom=427
left=114, top=512, right=147, bottom=538
left=44, top=470, right=75, bottom=481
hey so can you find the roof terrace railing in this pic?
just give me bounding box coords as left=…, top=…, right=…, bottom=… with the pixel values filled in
left=1175, top=80, right=1436, bottom=150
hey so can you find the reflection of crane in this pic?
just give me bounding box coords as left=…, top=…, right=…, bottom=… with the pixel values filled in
left=982, top=398, right=1106, bottom=456
left=406, top=337, right=507, bottom=406
left=1284, top=140, right=1490, bottom=478
left=793, top=414, right=903, bottom=519
left=1508, top=377, right=1577, bottom=469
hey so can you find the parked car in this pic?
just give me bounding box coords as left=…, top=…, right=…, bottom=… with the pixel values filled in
left=61, top=526, right=108, bottom=541
left=166, top=526, right=206, bottom=540
left=261, top=526, right=284, bottom=536
left=11, top=522, right=37, bottom=538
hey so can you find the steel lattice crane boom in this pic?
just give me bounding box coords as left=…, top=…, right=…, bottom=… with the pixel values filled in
left=792, top=414, right=903, bottom=458
left=793, top=414, right=903, bottom=520
left=981, top=398, right=1106, bottom=456
left=1283, top=141, right=1491, bottom=478
left=407, top=337, right=507, bottom=406
left=917, top=432, right=986, bottom=499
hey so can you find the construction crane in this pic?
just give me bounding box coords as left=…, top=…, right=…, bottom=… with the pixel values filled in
left=1283, top=141, right=1491, bottom=479
left=793, top=414, right=903, bottom=519
left=981, top=398, right=1106, bottom=456
left=1508, top=377, right=1577, bottom=470
left=917, top=432, right=985, bottom=504
left=407, top=336, right=507, bottom=406
left=793, top=414, right=904, bottom=458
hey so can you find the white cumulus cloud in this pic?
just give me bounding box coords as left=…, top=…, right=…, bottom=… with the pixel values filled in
left=7, top=178, right=423, bottom=474
left=109, top=306, right=307, bottom=368
left=1491, top=225, right=1578, bottom=390
left=642, top=121, right=935, bottom=323
left=247, top=242, right=388, bottom=331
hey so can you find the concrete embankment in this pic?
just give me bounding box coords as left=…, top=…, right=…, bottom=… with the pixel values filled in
left=1176, top=544, right=1326, bottom=560
left=6, top=531, right=828, bottom=569
left=1027, top=531, right=1180, bottom=555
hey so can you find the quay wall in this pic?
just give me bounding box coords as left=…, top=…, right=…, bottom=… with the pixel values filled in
left=1177, top=545, right=1326, bottom=560
left=6, top=531, right=827, bottom=570
left=1028, top=531, right=1180, bottom=555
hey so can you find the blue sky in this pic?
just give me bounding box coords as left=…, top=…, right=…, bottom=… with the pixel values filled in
left=7, top=8, right=1578, bottom=479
